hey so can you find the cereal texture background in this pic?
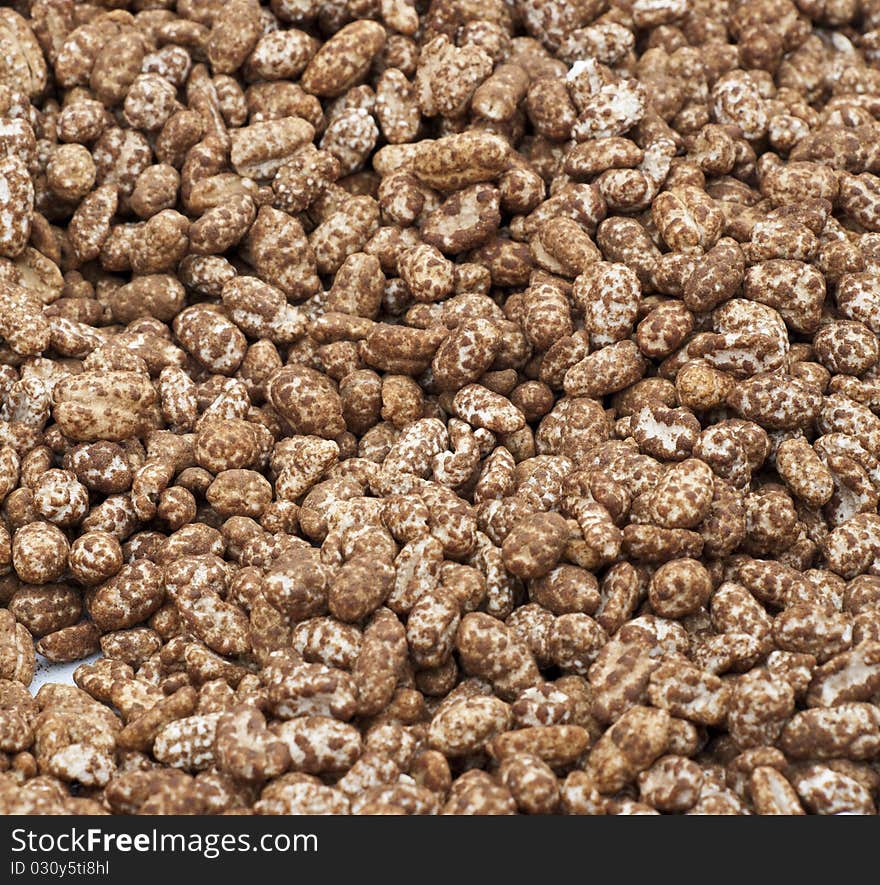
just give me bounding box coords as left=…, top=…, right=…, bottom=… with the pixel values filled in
left=0, top=0, right=878, bottom=816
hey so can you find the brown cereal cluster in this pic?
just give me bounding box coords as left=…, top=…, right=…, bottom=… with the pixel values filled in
left=0, top=0, right=879, bottom=818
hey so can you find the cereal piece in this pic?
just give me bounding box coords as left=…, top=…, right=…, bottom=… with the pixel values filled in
left=638, top=756, right=704, bottom=813
left=0, top=609, right=34, bottom=685
left=12, top=522, right=68, bottom=585
left=88, top=559, right=164, bottom=632
left=153, top=713, right=221, bottom=772
left=490, top=725, right=591, bottom=768
left=632, top=404, right=701, bottom=462
left=248, top=205, right=320, bottom=300
left=422, top=184, right=501, bottom=255
left=9, top=584, right=80, bottom=637
left=428, top=695, right=511, bottom=757
left=502, top=512, right=570, bottom=579
left=301, top=22, right=386, bottom=99
left=453, top=384, right=525, bottom=434
left=648, top=459, right=714, bottom=529
left=36, top=622, right=100, bottom=663
left=245, top=30, right=319, bottom=83
left=564, top=341, right=646, bottom=398
left=779, top=704, right=880, bottom=760
left=648, top=559, right=713, bottom=619
left=728, top=669, right=795, bottom=749
left=748, top=767, right=805, bottom=816
left=647, top=659, right=729, bottom=726
left=456, top=612, right=542, bottom=701
left=414, top=131, right=510, bottom=191
left=585, top=706, right=671, bottom=794
left=806, top=642, right=880, bottom=708
left=498, top=752, right=560, bottom=814
left=775, top=438, right=834, bottom=508
left=792, top=765, right=875, bottom=815
left=164, top=556, right=250, bottom=656
left=0, top=156, right=33, bottom=259
left=53, top=371, right=157, bottom=442
left=727, top=373, right=822, bottom=431
left=273, top=717, right=362, bottom=774
left=652, top=186, right=723, bottom=253
left=267, top=365, right=346, bottom=439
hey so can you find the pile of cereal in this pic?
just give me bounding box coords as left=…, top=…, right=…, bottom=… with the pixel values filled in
left=0, top=0, right=879, bottom=816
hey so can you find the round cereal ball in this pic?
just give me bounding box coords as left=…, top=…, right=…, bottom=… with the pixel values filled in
left=638, top=756, right=705, bottom=813
left=157, top=486, right=197, bottom=531
left=130, top=163, right=180, bottom=219
left=259, top=500, right=300, bottom=534
left=173, top=304, right=248, bottom=375
left=813, top=320, right=879, bottom=377
left=194, top=418, right=260, bottom=473
left=123, top=73, right=179, bottom=132
left=33, top=469, right=90, bottom=527
left=64, top=441, right=133, bottom=495
left=46, top=143, right=96, bottom=201
left=12, top=521, right=69, bottom=584
left=502, top=511, right=570, bottom=579
left=4, top=488, right=37, bottom=533
left=676, top=361, right=735, bottom=412
left=68, top=531, right=124, bottom=586
left=649, top=558, right=713, bottom=619
left=206, top=469, right=273, bottom=518
left=548, top=613, right=607, bottom=674
left=510, top=381, right=555, bottom=422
